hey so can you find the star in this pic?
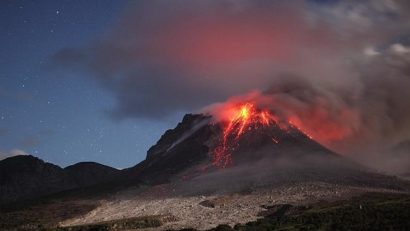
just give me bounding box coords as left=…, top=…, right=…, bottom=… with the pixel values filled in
left=56, top=10, right=60, bottom=15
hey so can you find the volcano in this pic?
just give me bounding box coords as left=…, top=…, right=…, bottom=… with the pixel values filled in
left=2, top=104, right=409, bottom=231
left=127, top=103, right=400, bottom=193
left=210, top=103, right=333, bottom=168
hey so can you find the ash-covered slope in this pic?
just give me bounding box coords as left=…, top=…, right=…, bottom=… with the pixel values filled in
left=125, top=114, right=214, bottom=184
left=126, top=109, right=336, bottom=181
left=213, top=113, right=338, bottom=166
left=389, top=140, right=410, bottom=176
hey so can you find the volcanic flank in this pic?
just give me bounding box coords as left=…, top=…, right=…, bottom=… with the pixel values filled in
left=126, top=102, right=402, bottom=195
left=210, top=102, right=331, bottom=168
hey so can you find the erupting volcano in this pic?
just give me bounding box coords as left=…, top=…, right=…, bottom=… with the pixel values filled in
left=211, top=102, right=314, bottom=168
left=213, top=103, right=278, bottom=168
left=129, top=101, right=340, bottom=184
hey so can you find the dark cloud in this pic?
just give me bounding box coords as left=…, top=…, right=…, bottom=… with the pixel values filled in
left=53, top=0, right=410, bottom=119
left=53, top=0, right=332, bottom=118
left=53, top=0, right=410, bottom=173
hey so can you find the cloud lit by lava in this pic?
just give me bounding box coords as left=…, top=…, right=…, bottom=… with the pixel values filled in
left=204, top=89, right=355, bottom=153
left=54, top=0, right=410, bottom=173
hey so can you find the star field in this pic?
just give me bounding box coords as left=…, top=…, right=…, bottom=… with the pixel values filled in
left=0, top=0, right=182, bottom=168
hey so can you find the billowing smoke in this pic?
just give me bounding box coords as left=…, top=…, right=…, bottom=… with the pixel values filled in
left=53, top=0, right=410, bottom=174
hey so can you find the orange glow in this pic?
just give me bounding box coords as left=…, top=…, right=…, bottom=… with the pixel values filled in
left=206, top=91, right=360, bottom=160
left=212, top=102, right=278, bottom=168
left=286, top=108, right=356, bottom=145
left=288, top=119, right=313, bottom=139
left=209, top=98, right=357, bottom=167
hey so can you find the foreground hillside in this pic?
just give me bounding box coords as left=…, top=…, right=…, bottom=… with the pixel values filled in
left=60, top=192, right=410, bottom=231
left=0, top=182, right=409, bottom=231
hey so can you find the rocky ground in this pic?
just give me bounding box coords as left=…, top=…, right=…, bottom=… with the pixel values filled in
left=59, top=182, right=406, bottom=230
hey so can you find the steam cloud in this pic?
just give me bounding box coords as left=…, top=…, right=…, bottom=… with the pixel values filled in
left=54, top=0, right=410, bottom=174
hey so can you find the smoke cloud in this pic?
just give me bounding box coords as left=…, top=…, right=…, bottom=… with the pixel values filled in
left=53, top=0, right=410, bottom=173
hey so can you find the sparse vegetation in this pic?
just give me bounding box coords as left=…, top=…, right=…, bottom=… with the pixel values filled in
left=1, top=192, right=409, bottom=231
left=198, top=193, right=410, bottom=231
left=0, top=199, right=98, bottom=231
left=199, top=195, right=238, bottom=208
left=53, top=215, right=164, bottom=231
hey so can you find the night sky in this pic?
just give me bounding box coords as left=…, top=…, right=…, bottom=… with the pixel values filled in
left=1, top=0, right=410, bottom=172
left=0, top=0, right=182, bottom=168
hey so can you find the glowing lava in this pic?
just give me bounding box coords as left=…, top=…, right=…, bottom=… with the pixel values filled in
left=212, top=103, right=279, bottom=168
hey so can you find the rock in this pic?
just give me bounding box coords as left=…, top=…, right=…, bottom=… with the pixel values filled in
left=199, top=200, right=215, bottom=208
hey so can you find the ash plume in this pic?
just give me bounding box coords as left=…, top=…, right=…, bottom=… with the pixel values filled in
left=53, top=0, right=410, bottom=174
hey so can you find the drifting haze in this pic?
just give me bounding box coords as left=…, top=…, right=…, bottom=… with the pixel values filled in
left=54, top=0, right=410, bottom=173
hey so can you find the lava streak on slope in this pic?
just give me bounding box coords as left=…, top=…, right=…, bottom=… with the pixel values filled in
left=212, top=103, right=280, bottom=168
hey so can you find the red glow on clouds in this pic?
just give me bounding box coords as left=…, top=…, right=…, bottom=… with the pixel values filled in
left=115, top=2, right=362, bottom=154
left=139, top=6, right=312, bottom=73
left=206, top=92, right=359, bottom=161
left=285, top=105, right=359, bottom=146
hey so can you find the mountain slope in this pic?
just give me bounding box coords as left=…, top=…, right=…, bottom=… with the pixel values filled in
left=64, top=162, right=120, bottom=187
left=0, top=156, right=120, bottom=204
left=124, top=114, right=214, bottom=184
left=0, top=155, right=76, bottom=204
left=125, top=108, right=407, bottom=195
left=125, top=109, right=340, bottom=183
